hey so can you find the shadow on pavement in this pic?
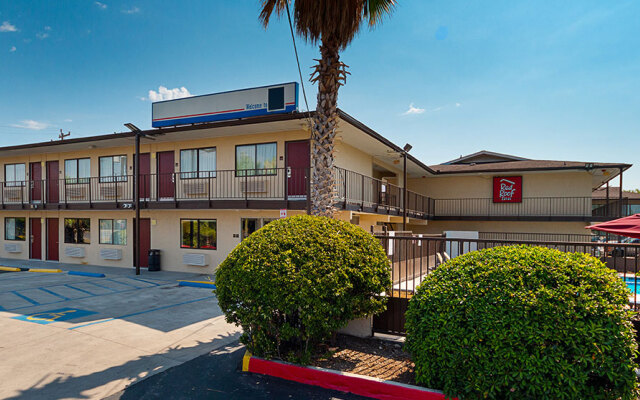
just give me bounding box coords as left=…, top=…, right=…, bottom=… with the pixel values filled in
left=5, top=331, right=241, bottom=400
left=107, top=341, right=372, bottom=400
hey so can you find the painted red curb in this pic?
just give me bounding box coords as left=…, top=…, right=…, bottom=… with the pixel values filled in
left=246, top=353, right=454, bottom=400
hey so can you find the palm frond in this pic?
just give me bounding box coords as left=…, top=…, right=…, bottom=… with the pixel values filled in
left=260, top=0, right=396, bottom=48
left=259, top=0, right=288, bottom=28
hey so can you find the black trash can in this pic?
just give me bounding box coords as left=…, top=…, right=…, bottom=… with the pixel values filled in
left=148, top=249, right=161, bottom=271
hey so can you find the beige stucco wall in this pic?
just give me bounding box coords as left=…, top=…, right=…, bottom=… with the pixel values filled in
left=0, top=129, right=310, bottom=181
left=0, top=209, right=310, bottom=273
left=408, top=170, right=592, bottom=199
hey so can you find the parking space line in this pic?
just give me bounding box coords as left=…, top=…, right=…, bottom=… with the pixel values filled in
left=128, top=277, right=166, bottom=286
left=12, top=291, right=40, bottom=306
left=103, top=278, right=143, bottom=289
left=64, top=284, right=96, bottom=296
left=39, top=287, right=71, bottom=301
left=68, top=295, right=215, bottom=330
left=85, top=281, right=120, bottom=292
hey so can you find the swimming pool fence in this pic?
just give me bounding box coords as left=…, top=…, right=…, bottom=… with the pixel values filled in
left=373, top=235, right=640, bottom=336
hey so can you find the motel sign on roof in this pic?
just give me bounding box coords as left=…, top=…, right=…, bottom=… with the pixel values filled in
left=151, top=83, right=299, bottom=128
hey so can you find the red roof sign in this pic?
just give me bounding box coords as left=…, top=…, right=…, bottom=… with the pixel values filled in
left=493, top=176, right=522, bottom=203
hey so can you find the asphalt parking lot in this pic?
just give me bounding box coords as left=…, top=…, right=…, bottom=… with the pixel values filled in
left=0, top=265, right=240, bottom=400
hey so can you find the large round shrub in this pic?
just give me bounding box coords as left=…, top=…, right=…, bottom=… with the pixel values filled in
left=405, top=245, right=639, bottom=399
left=215, top=215, right=391, bottom=363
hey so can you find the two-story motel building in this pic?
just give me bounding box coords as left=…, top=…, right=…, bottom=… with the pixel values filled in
left=0, top=83, right=631, bottom=273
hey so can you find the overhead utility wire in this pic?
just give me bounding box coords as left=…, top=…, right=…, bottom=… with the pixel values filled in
left=285, top=1, right=313, bottom=129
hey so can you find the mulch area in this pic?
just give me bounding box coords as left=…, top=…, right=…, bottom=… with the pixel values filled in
left=310, top=334, right=416, bottom=385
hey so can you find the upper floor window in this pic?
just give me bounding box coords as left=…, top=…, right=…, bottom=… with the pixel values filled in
left=180, top=148, right=216, bottom=179
left=5, top=163, right=25, bottom=187
left=236, top=143, right=277, bottom=176
left=65, top=158, right=90, bottom=184
left=5, top=217, right=25, bottom=241
left=99, top=155, right=127, bottom=183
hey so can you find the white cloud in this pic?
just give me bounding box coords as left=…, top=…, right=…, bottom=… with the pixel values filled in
left=11, top=120, right=50, bottom=130
left=36, top=32, right=49, bottom=39
left=402, top=103, right=425, bottom=115
left=122, top=6, right=140, bottom=14
left=0, top=21, right=17, bottom=32
left=95, top=1, right=107, bottom=9
left=64, top=118, right=72, bottom=122
left=44, top=26, right=51, bottom=31
left=455, top=102, right=461, bottom=107
left=147, top=86, right=192, bottom=102
left=9, top=46, right=16, bottom=52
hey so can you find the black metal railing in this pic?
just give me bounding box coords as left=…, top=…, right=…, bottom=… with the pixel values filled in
left=433, top=197, right=596, bottom=219
left=1, top=167, right=434, bottom=218
left=334, top=167, right=434, bottom=218
left=373, top=235, right=640, bottom=335
left=478, top=231, right=597, bottom=243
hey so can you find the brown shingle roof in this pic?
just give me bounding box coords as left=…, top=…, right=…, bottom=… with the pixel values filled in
left=592, top=187, right=640, bottom=199
left=430, top=160, right=630, bottom=174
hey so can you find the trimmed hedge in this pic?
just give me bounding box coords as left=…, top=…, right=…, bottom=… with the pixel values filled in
left=215, top=215, right=391, bottom=363
left=405, top=245, right=639, bottom=399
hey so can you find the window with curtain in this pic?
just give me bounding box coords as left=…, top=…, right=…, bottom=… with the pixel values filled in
left=235, top=143, right=276, bottom=176
left=99, top=155, right=127, bottom=182
left=64, top=218, right=91, bottom=244
left=65, top=159, right=90, bottom=184
left=99, top=219, right=127, bottom=245
left=4, top=163, right=25, bottom=187
left=180, top=148, right=216, bottom=179
left=180, top=219, right=216, bottom=249
left=5, top=217, right=25, bottom=241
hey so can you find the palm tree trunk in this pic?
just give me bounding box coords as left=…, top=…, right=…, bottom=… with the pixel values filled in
left=310, top=37, right=344, bottom=217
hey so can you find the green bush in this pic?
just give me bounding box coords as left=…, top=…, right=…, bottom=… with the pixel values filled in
left=405, top=245, right=639, bottom=399
left=215, top=215, right=391, bottom=363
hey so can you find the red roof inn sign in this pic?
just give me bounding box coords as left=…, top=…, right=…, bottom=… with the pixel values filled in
left=493, top=176, right=522, bottom=203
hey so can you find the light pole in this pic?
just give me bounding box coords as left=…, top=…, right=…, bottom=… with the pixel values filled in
left=124, top=123, right=142, bottom=276
left=402, top=143, right=412, bottom=232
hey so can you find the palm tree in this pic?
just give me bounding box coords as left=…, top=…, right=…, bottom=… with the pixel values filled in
left=260, top=0, right=396, bottom=217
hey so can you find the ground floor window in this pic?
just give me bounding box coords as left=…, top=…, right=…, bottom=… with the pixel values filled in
left=99, top=219, right=127, bottom=245
left=181, top=219, right=217, bottom=249
left=5, top=217, right=25, bottom=241
left=64, top=218, right=91, bottom=244
left=241, top=218, right=276, bottom=240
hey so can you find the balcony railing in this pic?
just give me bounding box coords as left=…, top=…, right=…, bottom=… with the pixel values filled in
left=1, top=167, right=434, bottom=218
left=433, top=197, right=604, bottom=220
left=334, top=167, right=435, bottom=219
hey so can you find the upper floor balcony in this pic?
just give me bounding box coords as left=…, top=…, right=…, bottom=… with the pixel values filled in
left=0, top=167, right=434, bottom=219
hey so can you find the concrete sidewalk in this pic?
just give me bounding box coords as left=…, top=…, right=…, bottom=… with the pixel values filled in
left=0, top=266, right=238, bottom=399
left=0, top=257, right=215, bottom=282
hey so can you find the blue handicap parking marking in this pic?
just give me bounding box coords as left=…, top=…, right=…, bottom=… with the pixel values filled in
left=12, top=307, right=98, bottom=325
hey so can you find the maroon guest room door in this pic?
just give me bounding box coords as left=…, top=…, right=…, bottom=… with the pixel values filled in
left=30, top=218, right=42, bottom=260
left=286, top=141, right=310, bottom=197
left=29, top=162, right=42, bottom=202
left=157, top=151, right=175, bottom=199
left=137, top=153, right=151, bottom=199
left=46, top=161, right=59, bottom=203
left=134, top=218, right=151, bottom=268
left=46, top=218, right=59, bottom=261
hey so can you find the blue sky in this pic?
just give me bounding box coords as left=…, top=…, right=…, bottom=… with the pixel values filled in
left=1, top=1, right=639, bottom=188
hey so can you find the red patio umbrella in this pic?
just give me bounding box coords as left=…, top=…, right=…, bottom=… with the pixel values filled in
left=586, top=214, right=640, bottom=239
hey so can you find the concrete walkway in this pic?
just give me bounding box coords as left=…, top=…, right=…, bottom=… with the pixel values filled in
left=0, top=263, right=239, bottom=400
